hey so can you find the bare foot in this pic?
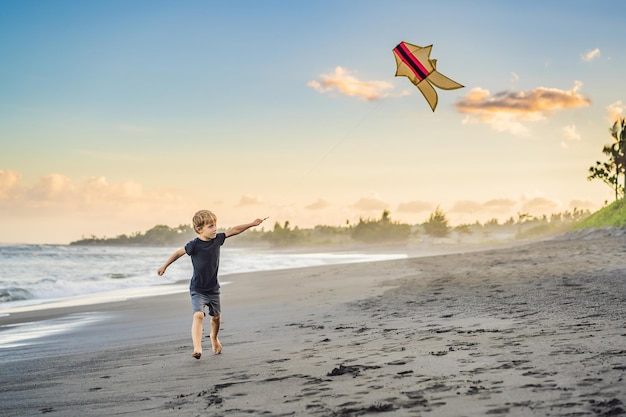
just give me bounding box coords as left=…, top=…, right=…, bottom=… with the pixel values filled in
left=210, top=336, right=222, bottom=354
left=192, top=351, right=202, bottom=359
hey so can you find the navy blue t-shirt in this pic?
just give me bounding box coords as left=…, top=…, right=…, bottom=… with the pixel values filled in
left=185, top=233, right=226, bottom=294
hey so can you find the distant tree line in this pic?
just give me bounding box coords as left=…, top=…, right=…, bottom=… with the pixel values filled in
left=70, top=207, right=590, bottom=247
left=71, top=224, right=196, bottom=247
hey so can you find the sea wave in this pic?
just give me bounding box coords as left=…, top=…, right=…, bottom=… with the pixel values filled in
left=0, top=245, right=407, bottom=311
left=0, top=287, right=34, bottom=303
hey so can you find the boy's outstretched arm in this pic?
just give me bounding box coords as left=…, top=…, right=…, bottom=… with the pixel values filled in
left=157, top=248, right=186, bottom=276
left=225, top=217, right=267, bottom=238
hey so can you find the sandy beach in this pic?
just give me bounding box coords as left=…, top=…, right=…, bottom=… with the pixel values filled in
left=1, top=233, right=625, bottom=417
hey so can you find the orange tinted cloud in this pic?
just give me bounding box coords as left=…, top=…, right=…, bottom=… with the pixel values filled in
left=482, top=198, right=517, bottom=212
left=569, top=199, right=596, bottom=210
left=455, top=82, right=591, bottom=135
left=450, top=198, right=517, bottom=215
left=308, top=67, right=393, bottom=101
left=0, top=170, right=190, bottom=243
left=520, top=196, right=560, bottom=214
left=0, top=169, right=21, bottom=199
left=236, top=195, right=263, bottom=206
left=397, top=200, right=433, bottom=213
left=0, top=171, right=176, bottom=209
left=607, top=100, right=624, bottom=122
left=351, top=193, right=388, bottom=211
left=305, top=198, right=330, bottom=210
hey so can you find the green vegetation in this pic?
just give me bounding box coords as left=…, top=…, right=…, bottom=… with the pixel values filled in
left=257, top=221, right=353, bottom=247
left=351, top=210, right=411, bottom=243
left=70, top=207, right=592, bottom=248
left=71, top=224, right=197, bottom=247
left=513, top=208, right=591, bottom=238
left=422, top=206, right=450, bottom=238
left=571, top=199, right=626, bottom=230
left=262, top=221, right=304, bottom=247
left=578, top=116, right=626, bottom=231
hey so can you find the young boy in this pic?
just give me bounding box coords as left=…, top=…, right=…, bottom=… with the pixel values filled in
left=157, top=210, right=265, bottom=359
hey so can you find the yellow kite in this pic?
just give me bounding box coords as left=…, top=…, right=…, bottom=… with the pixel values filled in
left=393, top=41, right=464, bottom=111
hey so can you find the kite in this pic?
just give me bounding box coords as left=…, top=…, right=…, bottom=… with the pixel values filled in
left=393, top=41, right=464, bottom=111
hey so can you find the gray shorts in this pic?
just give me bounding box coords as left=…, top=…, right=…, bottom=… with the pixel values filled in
left=190, top=291, right=221, bottom=317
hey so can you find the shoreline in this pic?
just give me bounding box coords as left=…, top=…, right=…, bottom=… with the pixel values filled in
left=1, top=235, right=624, bottom=416
left=0, top=237, right=534, bottom=318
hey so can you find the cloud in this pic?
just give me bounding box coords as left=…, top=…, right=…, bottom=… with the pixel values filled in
left=308, top=67, right=393, bottom=101
left=455, top=82, right=591, bottom=135
left=0, top=171, right=180, bottom=209
left=442, top=196, right=589, bottom=225
left=449, top=200, right=484, bottom=213
left=520, top=196, right=560, bottom=214
left=397, top=200, right=433, bottom=213
left=27, top=173, right=76, bottom=201
left=0, top=169, right=22, bottom=199
left=607, top=100, right=624, bottom=122
left=449, top=199, right=516, bottom=215
left=448, top=198, right=522, bottom=221
left=305, top=198, right=330, bottom=210
left=236, top=195, right=263, bottom=206
left=82, top=176, right=149, bottom=204
left=581, top=48, right=601, bottom=62
left=352, top=193, right=388, bottom=211
left=0, top=170, right=195, bottom=243
left=482, top=198, right=517, bottom=212
left=562, top=125, right=581, bottom=141
left=569, top=199, right=596, bottom=210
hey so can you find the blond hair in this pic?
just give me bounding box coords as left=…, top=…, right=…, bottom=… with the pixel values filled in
left=192, top=210, right=217, bottom=234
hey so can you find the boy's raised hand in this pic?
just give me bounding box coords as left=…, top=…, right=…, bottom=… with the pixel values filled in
left=252, top=217, right=268, bottom=226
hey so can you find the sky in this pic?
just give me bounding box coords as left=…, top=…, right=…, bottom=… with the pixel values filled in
left=1, top=0, right=625, bottom=244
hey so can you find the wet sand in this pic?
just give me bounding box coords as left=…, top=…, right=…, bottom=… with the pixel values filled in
left=1, top=233, right=625, bottom=416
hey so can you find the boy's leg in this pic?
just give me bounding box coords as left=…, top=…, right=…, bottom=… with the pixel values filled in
left=190, top=292, right=205, bottom=358
left=206, top=293, right=222, bottom=354
left=210, top=315, right=222, bottom=354
left=191, top=311, right=204, bottom=358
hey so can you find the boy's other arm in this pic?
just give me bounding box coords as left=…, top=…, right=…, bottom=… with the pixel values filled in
left=225, top=218, right=266, bottom=238
left=157, top=248, right=186, bottom=276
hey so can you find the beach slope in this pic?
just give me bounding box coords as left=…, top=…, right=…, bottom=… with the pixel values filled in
left=1, top=234, right=625, bottom=416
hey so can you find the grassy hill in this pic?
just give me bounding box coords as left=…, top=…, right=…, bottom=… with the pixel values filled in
left=572, top=199, right=626, bottom=230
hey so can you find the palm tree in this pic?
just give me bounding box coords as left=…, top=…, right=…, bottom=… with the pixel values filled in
left=588, top=160, right=620, bottom=200
left=609, top=118, right=626, bottom=195
left=588, top=118, right=626, bottom=201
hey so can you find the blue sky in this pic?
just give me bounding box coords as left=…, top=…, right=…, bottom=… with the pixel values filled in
left=1, top=0, right=625, bottom=243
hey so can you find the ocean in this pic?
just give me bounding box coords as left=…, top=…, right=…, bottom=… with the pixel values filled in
left=0, top=244, right=407, bottom=315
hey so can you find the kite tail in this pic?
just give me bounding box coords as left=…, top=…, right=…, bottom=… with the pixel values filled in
left=416, top=80, right=438, bottom=112
left=428, top=71, right=464, bottom=90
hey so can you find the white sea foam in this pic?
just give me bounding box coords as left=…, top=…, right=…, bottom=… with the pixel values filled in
left=0, top=312, right=109, bottom=349
left=0, top=245, right=407, bottom=314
